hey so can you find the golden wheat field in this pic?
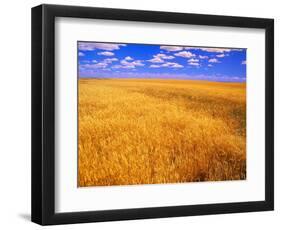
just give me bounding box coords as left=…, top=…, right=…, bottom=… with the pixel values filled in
left=78, top=78, right=246, bottom=187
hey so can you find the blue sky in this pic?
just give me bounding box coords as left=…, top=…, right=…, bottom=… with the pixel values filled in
left=78, top=42, right=246, bottom=82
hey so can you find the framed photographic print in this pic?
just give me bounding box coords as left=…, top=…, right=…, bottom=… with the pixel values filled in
left=31, top=4, right=274, bottom=225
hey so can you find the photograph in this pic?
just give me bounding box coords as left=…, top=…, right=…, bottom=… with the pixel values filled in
left=31, top=4, right=274, bottom=225
left=77, top=41, right=247, bottom=187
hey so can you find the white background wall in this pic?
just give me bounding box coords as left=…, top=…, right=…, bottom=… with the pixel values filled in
left=0, top=0, right=278, bottom=229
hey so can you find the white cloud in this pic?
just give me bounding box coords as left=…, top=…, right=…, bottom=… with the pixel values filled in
left=154, top=53, right=175, bottom=60
left=120, top=60, right=127, bottom=65
left=175, top=51, right=195, bottom=58
left=78, top=42, right=126, bottom=51
left=112, top=65, right=134, bottom=69
left=131, top=60, right=144, bottom=66
left=98, top=51, right=115, bottom=56
left=216, top=54, right=225, bottom=58
left=208, top=64, right=213, bottom=67
left=81, top=57, right=118, bottom=69
left=94, top=63, right=108, bottom=68
left=161, top=62, right=184, bottom=68
left=200, top=48, right=232, bottom=53
left=209, top=58, right=220, bottom=63
left=78, top=52, right=85, bottom=56
left=185, top=47, right=233, bottom=53
left=149, top=62, right=183, bottom=68
left=122, top=65, right=135, bottom=69
left=199, top=55, right=208, bottom=59
left=171, top=63, right=184, bottom=68
left=117, top=59, right=145, bottom=69
left=241, top=60, right=246, bottom=65
left=148, top=56, right=165, bottom=63
left=186, top=47, right=244, bottom=53
left=81, top=62, right=108, bottom=69
left=188, top=58, right=200, bottom=67
left=188, top=62, right=200, bottom=66
left=187, top=58, right=199, bottom=63
left=111, top=65, right=121, bottom=69
left=185, top=47, right=199, bottom=50
left=160, top=46, right=183, bottom=52
left=104, top=58, right=118, bottom=63
left=149, top=64, right=161, bottom=68
left=125, top=56, right=133, bottom=61
left=148, top=53, right=175, bottom=63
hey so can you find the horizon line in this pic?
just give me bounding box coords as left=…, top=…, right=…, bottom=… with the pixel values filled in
left=78, top=76, right=246, bottom=83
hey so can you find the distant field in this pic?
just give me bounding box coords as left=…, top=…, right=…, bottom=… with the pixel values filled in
left=78, top=78, right=246, bottom=187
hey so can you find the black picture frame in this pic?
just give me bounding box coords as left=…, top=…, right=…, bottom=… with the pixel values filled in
left=31, top=4, right=274, bottom=225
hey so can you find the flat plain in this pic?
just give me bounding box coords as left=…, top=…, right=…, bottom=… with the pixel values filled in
left=78, top=78, right=246, bottom=187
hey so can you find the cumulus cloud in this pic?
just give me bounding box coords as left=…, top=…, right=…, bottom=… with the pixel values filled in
left=125, top=56, right=133, bottom=61
left=154, top=53, right=175, bottom=60
left=113, top=59, right=145, bottom=69
left=175, top=51, right=195, bottom=58
left=149, top=64, right=161, bottom=68
left=185, top=47, right=233, bottom=53
left=216, top=54, right=225, bottom=58
left=112, top=65, right=134, bottom=69
left=98, top=51, right=115, bottom=56
left=149, top=62, right=183, bottom=68
left=148, top=56, right=165, bottom=63
left=122, top=60, right=144, bottom=66
left=148, top=53, right=175, bottom=63
left=78, top=42, right=126, bottom=51
left=80, top=58, right=118, bottom=69
left=187, top=58, right=199, bottom=63
left=78, top=52, right=85, bottom=56
left=199, top=55, right=208, bottom=59
left=185, top=47, right=230, bottom=53
left=188, top=62, right=200, bottom=66
left=200, top=48, right=232, bottom=53
left=241, top=60, right=246, bottom=65
left=161, top=62, right=184, bottom=68
left=188, top=58, right=200, bottom=66
left=132, top=60, right=144, bottom=66
left=81, top=62, right=108, bottom=69
left=170, top=63, right=184, bottom=68
left=209, top=58, right=220, bottom=63
left=208, top=64, right=213, bottom=67
left=160, top=46, right=183, bottom=52
left=104, top=58, right=118, bottom=63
